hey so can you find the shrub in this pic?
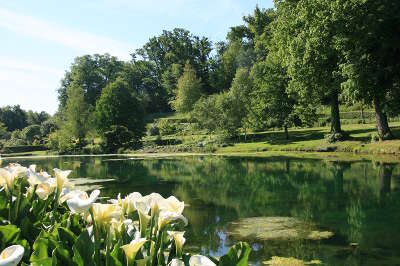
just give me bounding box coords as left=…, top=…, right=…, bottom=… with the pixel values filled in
left=101, top=125, right=138, bottom=153
left=370, top=133, right=380, bottom=142
left=158, top=119, right=177, bottom=135
left=22, top=125, right=41, bottom=144
left=147, top=122, right=160, bottom=136
left=40, top=120, right=58, bottom=136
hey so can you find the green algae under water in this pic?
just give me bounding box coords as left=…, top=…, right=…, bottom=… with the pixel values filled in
left=3, top=155, right=400, bottom=265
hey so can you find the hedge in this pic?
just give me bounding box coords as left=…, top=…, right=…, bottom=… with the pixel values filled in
left=1, top=145, right=48, bottom=154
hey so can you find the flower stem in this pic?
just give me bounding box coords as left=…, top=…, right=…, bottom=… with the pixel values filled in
left=90, top=208, right=101, bottom=266
left=14, top=183, right=22, bottom=222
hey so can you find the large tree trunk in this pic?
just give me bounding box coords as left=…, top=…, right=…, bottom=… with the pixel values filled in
left=330, top=90, right=342, bottom=134
left=373, top=96, right=393, bottom=140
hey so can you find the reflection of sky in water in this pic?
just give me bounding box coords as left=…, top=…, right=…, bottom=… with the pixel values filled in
left=4, top=155, right=400, bottom=265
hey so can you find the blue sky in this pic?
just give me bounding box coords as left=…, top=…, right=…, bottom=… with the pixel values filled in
left=0, top=0, right=273, bottom=114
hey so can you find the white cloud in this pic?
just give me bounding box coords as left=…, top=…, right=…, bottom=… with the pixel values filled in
left=0, top=7, right=133, bottom=61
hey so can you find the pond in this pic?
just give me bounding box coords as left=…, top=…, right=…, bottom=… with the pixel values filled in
left=2, top=155, right=400, bottom=265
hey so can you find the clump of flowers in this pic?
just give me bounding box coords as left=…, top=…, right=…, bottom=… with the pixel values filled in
left=0, top=163, right=250, bottom=265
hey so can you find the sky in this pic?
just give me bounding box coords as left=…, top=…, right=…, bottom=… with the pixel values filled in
left=0, top=0, right=274, bottom=114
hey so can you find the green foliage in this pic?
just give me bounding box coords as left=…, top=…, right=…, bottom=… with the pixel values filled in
left=26, top=111, right=50, bottom=126
left=157, top=119, right=177, bottom=136
left=273, top=0, right=344, bottom=133
left=61, top=82, right=92, bottom=148
left=218, top=242, right=251, bottom=266
left=57, top=54, right=124, bottom=109
left=192, top=68, right=252, bottom=138
left=101, top=125, right=137, bottom=153
left=147, top=122, right=160, bottom=137
left=96, top=78, right=145, bottom=142
left=172, top=63, right=203, bottom=113
left=0, top=122, right=7, bottom=138
left=0, top=105, right=28, bottom=131
left=22, top=125, right=42, bottom=145
left=40, top=120, right=58, bottom=137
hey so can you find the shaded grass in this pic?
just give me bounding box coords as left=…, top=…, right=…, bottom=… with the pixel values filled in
left=217, top=122, right=400, bottom=155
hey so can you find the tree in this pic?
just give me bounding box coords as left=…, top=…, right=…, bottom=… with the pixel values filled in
left=63, top=82, right=91, bottom=146
left=0, top=122, right=7, bottom=138
left=172, top=63, right=202, bottom=113
left=22, top=125, right=41, bottom=144
left=249, top=58, right=297, bottom=138
left=96, top=78, right=145, bottom=142
left=273, top=0, right=344, bottom=136
left=0, top=105, right=27, bottom=131
left=26, top=110, right=50, bottom=125
left=136, top=28, right=213, bottom=97
left=40, top=120, right=58, bottom=137
left=101, top=125, right=136, bottom=153
left=336, top=0, right=400, bottom=140
left=120, top=60, right=169, bottom=113
left=58, top=54, right=124, bottom=110
left=192, top=68, right=253, bottom=138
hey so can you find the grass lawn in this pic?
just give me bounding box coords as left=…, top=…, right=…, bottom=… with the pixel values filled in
left=217, top=122, right=400, bottom=155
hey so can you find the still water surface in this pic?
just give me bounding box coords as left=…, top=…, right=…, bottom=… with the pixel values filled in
left=3, top=155, right=400, bottom=265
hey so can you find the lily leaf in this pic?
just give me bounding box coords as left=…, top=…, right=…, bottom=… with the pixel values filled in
left=0, top=224, right=21, bottom=249
left=72, top=230, right=95, bottom=266
left=218, top=242, right=251, bottom=266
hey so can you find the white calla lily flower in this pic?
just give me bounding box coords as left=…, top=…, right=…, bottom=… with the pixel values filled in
left=0, top=164, right=27, bottom=193
left=67, top=190, right=100, bottom=213
left=35, top=178, right=56, bottom=200
left=121, top=238, right=147, bottom=264
left=53, top=168, right=72, bottom=191
left=158, top=211, right=188, bottom=230
left=160, top=196, right=185, bottom=215
left=169, top=259, right=185, bottom=266
left=27, top=165, right=51, bottom=186
left=168, top=231, right=186, bottom=257
left=59, top=188, right=86, bottom=204
left=90, top=203, right=122, bottom=226
left=0, top=245, right=25, bottom=266
left=189, top=255, right=217, bottom=266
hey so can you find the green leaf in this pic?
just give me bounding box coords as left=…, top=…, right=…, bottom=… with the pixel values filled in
left=109, top=240, right=123, bottom=266
left=218, top=242, right=251, bottom=266
left=0, top=224, right=21, bottom=249
left=30, top=238, right=50, bottom=262
left=72, top=230, right=95, bottom=266
left=58, top=227, right=77, bottom=247
left=31, top=258, right=53, bottom=266
left=53, top=246, right=74, bottom=266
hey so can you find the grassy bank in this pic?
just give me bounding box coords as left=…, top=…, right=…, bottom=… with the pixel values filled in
left=142, top=121, right=400, bottom=156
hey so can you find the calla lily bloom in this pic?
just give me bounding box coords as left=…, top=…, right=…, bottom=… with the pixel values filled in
left=35, top=178, right=56, bottom=200
left=0, top=245, right=24, bottom=266
left=121, top=238, right=147, bottom=265
left=53, top=168, right=72, bottom=191
left=167, top=231, right=186, bottom=257
left=158, top=211, right=188, bottom=230
left=67, top=190, right=100, bottom=214
left=160, top=196, right=185, bottom=215
left=0, top=164, right=27, bottom=193
left=189, top=255, right=217, bottom=266
left=90, top=203, right=122, bottom=227
left=169, top=259, right=185, bottom=266
left=27, top=165, right=51, bottom=186
left=59, top=188, right=86, bottom=204
left=109, top=192, right=142, bottom=215
left=135, top=193, right=165, bottom=216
